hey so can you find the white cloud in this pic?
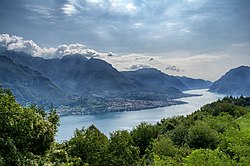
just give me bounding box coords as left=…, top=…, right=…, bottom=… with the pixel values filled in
left=110, top=1, right=137, bottom=14
left=0, top=34, right=101, bottom=59
left=98, top=52, right=229, bottom=80
left=128, top=64, right=151, bottom=70
left=180, top=27, right=191, bottom=33
left=62, top=0, right=79, bottom=16
left=232, top=43, right=250, bottom=47
left=184, top=0, right=200, bottom=3
left=62, top=0, right=137, bottom=16
left=165, top=22, right=180, bottom=31
left=0, top=34, right=49, bottom=56
left=86, top=0, right=104, bottom=3
left=26, top=5, right=54, bottom=19
left=106, top=52, right=117, bottom=56
left=133, top=22, right=142, bottom=28
left=125, top=3, right=136, bottom=12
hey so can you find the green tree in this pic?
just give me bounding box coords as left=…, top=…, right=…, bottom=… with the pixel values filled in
left=150, top=155, right=177, bottom=166
left=151, top=136, right=178, bottom=157
left=183, top=148, right=237, bottom=166
left=168, top=123, right=189, bottom=146
left=187, top=121, right=218, bottom=149
left=105, top=130, right=140, bottom=166
left=0, top=88, right=59, bottom=165
left=131, top=122, right=158, bottom=155
left=157, top=116, right=185, bottom=134
left=67, top=125, right=108, bottom=165
left=200, top=101, right=247, bottom=118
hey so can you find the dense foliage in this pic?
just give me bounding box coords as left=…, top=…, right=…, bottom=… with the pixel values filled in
left=1, top=87, right=250, bottom=165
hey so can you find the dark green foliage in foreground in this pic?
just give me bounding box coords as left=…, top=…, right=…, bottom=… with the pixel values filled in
left=0, top=88, right=59, bottom=165
left=1, top=87, right=250, bottom=165
left=105, top=130, right=140, bottom=166
left=131, top=122, right=158, bottom=156
left=67, top=125, right=108, bottom=165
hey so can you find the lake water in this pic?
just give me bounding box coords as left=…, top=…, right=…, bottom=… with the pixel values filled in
left=56, top=89, right=224, bottom=142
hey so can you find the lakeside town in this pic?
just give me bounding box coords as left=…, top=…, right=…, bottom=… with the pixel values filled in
left=57, top=97, right=186, bottom=116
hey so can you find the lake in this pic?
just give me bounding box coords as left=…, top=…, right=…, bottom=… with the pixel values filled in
left=56, top=89, right=224, bottom=142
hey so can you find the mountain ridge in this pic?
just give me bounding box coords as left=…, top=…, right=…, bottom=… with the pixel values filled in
left=209, top=66, right=250, bottom=96
left=176, top=76, right=212, bottom=90
left=0, top=56, right=68, bottom=106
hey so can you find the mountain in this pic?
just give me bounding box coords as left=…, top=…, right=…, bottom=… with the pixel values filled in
left=1, top=50, right=136, bottom=97
left=122, top=68, right=187, bottom=95
left=0, top=56, right=68, bottom=106
left=209, top=66, right=250, bottom=96
left=1, top=49, right=215, bottom=115
left=177, top=76, right=212, bottom=90
left=38, top=56, right=137, bottom=97
left=0, top=50, right=214, bottom=97
left=2, top=49, right=45, bottom=69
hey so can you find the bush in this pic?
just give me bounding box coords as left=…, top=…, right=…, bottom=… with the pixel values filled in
left=187, top=121, right=218, bottom=149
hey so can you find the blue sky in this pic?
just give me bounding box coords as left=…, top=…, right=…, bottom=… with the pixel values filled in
left=0, top=0, right=250, bottom=80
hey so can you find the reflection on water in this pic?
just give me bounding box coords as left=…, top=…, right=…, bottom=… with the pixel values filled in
left=56, top=89, right=224, bottom=142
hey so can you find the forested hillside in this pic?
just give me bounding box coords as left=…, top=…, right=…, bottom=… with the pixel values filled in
left=1, top=87, right=250, bottom=165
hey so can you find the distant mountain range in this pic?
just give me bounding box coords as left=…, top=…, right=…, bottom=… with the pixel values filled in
left=1, top=49, right=210, bottom=97
left=2, top=50, right=137, bottom=97
left=176, top=76, right=212, bottom=90
left=209, top=66, right=250, bottom=96
left=4, top=48, right=249, bottom=114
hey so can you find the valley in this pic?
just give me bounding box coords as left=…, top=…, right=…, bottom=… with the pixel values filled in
left=0, top=49, right=210, bottom=115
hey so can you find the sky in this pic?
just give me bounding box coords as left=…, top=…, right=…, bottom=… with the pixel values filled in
left=0, top=0, right=250, bottom=81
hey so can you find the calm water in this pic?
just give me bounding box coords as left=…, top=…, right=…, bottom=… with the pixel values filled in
left=56, top=89, right=224, bottom=142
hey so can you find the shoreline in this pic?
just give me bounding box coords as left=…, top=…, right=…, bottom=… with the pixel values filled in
left=56, top=89, right=221, bottom=141
left=56, top=90, right=201, bottom=117
left=57, top=99, right=187, bottom=117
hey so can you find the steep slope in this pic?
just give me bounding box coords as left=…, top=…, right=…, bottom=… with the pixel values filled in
left=76, top=58, right=136, bottom=95
left=36, top=54, right=89, bottom=95
left=0, top=56, right=67, bottom=106
left=122, top=68, right=187, bottom=95
left=209, top=66, right=250, bottom=96
left=177, top=76, right=212, bottom=90
left=1, top=50, right=136, bottom=97
left=1, top=50, right=45, bottom=69
left=38, top=56, right=137, bottom=96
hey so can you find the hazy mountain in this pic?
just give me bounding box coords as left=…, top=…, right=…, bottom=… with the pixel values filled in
left=209, top=66, right=250, bottom=96
left=0, top=50, right=214, bottom=97
left=1, top=50, right=136, bottom=97
left=122, top=68, right=187, bottom=95
left=39, top=56, right=137, bottom=96
left=2, top=50, right=45, bottom=69
left=0, top=56, right=68, bottom=106
left=177, top=76, right=212, bottom=90
left=0, top=49, right=215, bottom=114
